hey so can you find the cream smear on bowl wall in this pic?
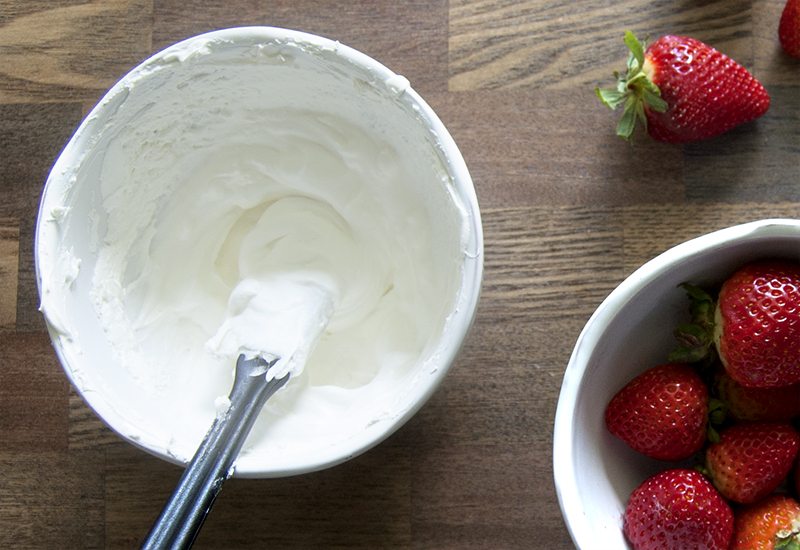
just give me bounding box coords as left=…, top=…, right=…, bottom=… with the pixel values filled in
left=36, top=27, right=483, bottom=477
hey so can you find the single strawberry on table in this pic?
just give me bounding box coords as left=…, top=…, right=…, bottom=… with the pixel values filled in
left=605, top=363, right=709, bottom=461
left=780, top=0, right=800, bottom=58
left=705, top=421, right=800, bottom=504
left=730, top=493, right=800, bottom=550
left=623, top=468, right=733, bottom=550
left=596, top=31, right=770, bottom=142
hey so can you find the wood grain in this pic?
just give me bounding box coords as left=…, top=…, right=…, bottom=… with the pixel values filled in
left=479, top=206, right=625, bottom=320
left=428, top=88, right=686, bottom=208
left=0, top=451, right=105, bottom=549
left=1, top=0, right=799, bottom=548
left=68, top=389, right=121, bottom=450
left=0, top=219, right=19, bottom=328
left=684, top=85, right=800, bottom=202
left=622, top=202, right=800, bottom=271
left=151, top=0, right=450, bottom=95
left=0, top=0, right=153, bottom=104
left=103, top=437, right=414, bottom=549
left=448, top=0, right=752, bottom=91
left=0, top=332, right=68, bottom=451
left=754, top=0, right=800, bottom=84
left=1, top=102, right=85, bottom=332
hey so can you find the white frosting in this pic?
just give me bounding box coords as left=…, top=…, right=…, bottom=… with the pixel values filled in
left=37, top=30, right=475, bottom=473
left=206, top=278, right=334, bottom=380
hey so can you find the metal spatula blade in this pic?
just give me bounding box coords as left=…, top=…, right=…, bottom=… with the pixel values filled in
left=141, top=354, right=289, bottom=550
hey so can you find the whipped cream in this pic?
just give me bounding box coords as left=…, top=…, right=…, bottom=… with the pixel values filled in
left=37, top=29, right=478, bottom=474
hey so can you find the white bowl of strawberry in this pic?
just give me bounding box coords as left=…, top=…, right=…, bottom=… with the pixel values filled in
left=553, top=218, right=800, bottom=549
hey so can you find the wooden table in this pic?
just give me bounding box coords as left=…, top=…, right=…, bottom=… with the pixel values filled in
left=1, top=1, right=798, bottom=548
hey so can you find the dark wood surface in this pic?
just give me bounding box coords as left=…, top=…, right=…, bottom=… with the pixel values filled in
left=2, top=1, right=799, bottom=548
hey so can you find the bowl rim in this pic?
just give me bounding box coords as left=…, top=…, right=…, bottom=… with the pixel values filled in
left=34, top=26, right=484, bottom=478
left=552, top=217, right=800, bottom=548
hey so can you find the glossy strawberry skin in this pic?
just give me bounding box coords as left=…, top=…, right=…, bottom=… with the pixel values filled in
left=731, top=493, right=800, bottom=550
left=705, top=422, right=800, bottom=504
left=623, top=468, right=733, bottom=550
left=643, top=35, right=770, bottom=143
left=716, top=260, right=800, bottom=388
left=605, top=363, right=709, bottom=461
left=780, top=0, right=800, bottom=58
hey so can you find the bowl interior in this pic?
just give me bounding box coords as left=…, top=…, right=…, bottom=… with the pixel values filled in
left=36, top=27, right=483, bottom=477
left=554, top=219, right=800, bottom=548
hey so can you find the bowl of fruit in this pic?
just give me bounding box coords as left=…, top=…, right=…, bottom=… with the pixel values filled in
left=553, top=218, right=800, bottom=549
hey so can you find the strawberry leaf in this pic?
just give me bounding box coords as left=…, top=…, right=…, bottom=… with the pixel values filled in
left=679, top=283, right=714, bottom=303
left=623, top=30, right=645, bottom=69
left=708, top=397, right=726, bottom=426
left=775, top=533, right=800, bottom=549
left=596, top=31, right=666, bottom=141
left=673, top=322, right=711, bottom=347
left=668, top=282, right=719, bottom=366
left=680, top=283, right=716, bottom=332
left=616, top=96, right=638, bottom=139
left=707, top=424, right=721, bottom=444
left=634, top=97, right=648, bottom=130
left=642, top=88, right=668, bottom=113
left=595, top=87, right=627, bottom=110
left=668, top=337, right=711, bottom=363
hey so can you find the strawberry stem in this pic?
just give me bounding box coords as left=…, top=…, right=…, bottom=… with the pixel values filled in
left=669, top=283, right=719, bottom=367
left=624, top=30, right=645, bottom=66
left=775, top=531, right=800, bottom=549
left=706, top=398, right=725, bottom=444
left=595, top=31, right=668, bottom=140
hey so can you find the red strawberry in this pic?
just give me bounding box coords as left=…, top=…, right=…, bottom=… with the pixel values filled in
left=596, top=31, right=770, bottom=143
left=705, top=422, right=800, bottom=504
left=605, top=363, right=709, bottom=461
left=715, top=371, right=800, bottom=422
left=780, top=0, right=800, bottom=58
left=716, top=260, right=800, bottom=388
left=623, top=468, right=733, bottom=550
left=731, top=493, right=800, bottom=550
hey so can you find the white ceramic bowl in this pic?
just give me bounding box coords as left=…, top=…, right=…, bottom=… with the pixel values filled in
left=553, top=218, right=800, bottom=548
left=35, top=27, right=483, bottom=477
